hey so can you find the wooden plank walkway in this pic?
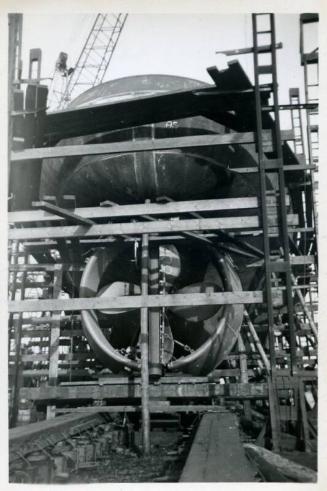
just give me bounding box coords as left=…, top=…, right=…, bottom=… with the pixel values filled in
left=180, top=411, right=257, bottom=482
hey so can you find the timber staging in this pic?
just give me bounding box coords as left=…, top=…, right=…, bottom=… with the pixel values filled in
left=8, top=12, right=318, bottom=483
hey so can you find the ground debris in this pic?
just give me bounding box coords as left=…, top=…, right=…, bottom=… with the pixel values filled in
left=69, top=429, right=189, bottom=483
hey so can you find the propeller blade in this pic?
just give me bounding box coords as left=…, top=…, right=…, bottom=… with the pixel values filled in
left=170, top=282, right=222, bottom=322
left=97, top=281, right=141, bottom=314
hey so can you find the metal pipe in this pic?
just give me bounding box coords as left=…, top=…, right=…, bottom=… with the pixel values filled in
left=291, top=274, right=318, bottom=341
left=238, top=335, right=249, bottom=383
left=140, top=232, right=150, bottom=454
left=244, top=310, right=271, bottom=372
left=244, top=330, right=264, bottom=372
left=238, top=334, right=251, bottom=420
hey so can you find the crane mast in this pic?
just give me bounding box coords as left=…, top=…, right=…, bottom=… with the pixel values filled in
left=48, top=13, right=128, bottom=110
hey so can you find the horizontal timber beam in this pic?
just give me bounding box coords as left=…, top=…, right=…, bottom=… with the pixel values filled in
left=11, top=369, right=91, bottom=378
left=21, top=232, right=263, bottom=251
left=32, top=201, right=94, bottom=225
left=9, top=263, right=83, bottom=272
left=9, top=412, right=105, bottom=444
left=11, top=130, right=295, bottom=162
left=216, top=42, right=283, bottom=56
left=9, top=197, right=258, bottom=224
left=8, top=290, right=264, bottom=313
left=232, top=164, right=317, bottom=173
left=19, top=382, right=269, bottom=401
left=55, top=405, right=230, bottom=414
left=247, top=255, right=315, bottom=268
left=9, top=214, right=298, bottom=241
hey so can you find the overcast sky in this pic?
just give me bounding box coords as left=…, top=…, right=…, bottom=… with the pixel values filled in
left=20, top=13, right=318, bottom=128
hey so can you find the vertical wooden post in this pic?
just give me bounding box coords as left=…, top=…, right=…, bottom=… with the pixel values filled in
left=238, top=334, right=251, bottom=420
left=47, top=264, right=63, bottom=419
left=10, top=248, right=27, bottom=428
left=267, top=376, right=281, bottom=452
left=8, top=14, right=23, bottom=197
left=149, top=245, right=161, bottom=377
left=298, top=378, right=311, bottom=453
left=140, top=233, right=150, bottom=454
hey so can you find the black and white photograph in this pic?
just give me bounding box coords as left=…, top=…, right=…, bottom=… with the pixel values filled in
left=4, top=2, right=323, bottom=485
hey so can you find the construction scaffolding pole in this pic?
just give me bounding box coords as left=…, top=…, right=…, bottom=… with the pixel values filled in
left=140, top=232, right=150, bottom=455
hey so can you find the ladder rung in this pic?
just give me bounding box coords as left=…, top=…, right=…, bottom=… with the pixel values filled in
left=257, top=30, right=272, bottom=34
left=256, top=42, right=281, bottom=54
left=262, top=158, right=283, bottom=170
left=258, top=65, right=273, bottom=74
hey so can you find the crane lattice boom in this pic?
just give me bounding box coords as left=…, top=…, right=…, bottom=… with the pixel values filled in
left=48, top=13, right=128, bottom=110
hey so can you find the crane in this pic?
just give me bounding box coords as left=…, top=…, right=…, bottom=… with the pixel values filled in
left=48, top=13, right=128, bottom=110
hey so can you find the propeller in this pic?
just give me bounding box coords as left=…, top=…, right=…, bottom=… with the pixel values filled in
left=79, top=242, right=243, bottom=375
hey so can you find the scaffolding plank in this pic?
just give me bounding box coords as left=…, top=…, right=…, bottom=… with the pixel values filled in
left=9, top=214, right=298, bottom=241
left=22, top=232, right=266, bottom=250
left=9, top=412, right=104, bottom=444
left=216, top=42, right=282, bottom=56
left=11, top=130, right=295, bottom=162
left=9, top=216, right=259, bottom=240
left=232, top=163, right=316, bottom=174
left=9, top=197, right=259, bottom=224
left=32, top=201, right=94, bottom=225
left=19, top=382, right=269, bottom=401
left=18, top=352, right=94, bottom=362
left=56, top=405, right=229, bottom=414
left=262, top=103, right=318, bottom=111
left=9, top=263, right=83, bottom=272
left=15, top=369, right=91, bottom=378
left=180, top=412, right=256, bottom=481
left=9, top=290, right=264, bottom=313
left=247, top=255, right=315, bottom=268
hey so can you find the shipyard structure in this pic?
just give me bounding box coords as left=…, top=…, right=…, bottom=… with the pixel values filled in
left=8, top=13, right=318, bottom=483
